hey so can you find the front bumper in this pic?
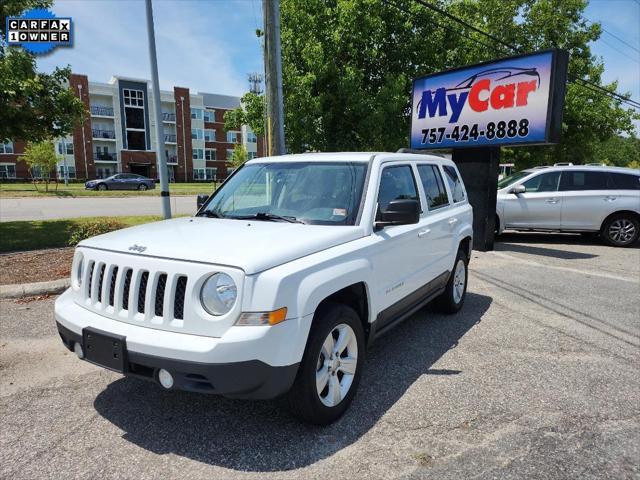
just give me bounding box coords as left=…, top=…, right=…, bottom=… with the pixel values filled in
left=55, top=289, right=308, bottom=399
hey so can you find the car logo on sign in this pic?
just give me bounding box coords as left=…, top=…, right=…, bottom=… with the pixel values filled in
left=128, top=244, right=147, bottom=253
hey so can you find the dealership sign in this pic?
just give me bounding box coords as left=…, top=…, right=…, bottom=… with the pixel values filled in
left=410, top=49, right=568, bottom=149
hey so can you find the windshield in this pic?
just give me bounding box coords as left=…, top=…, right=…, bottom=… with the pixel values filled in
left=497, top=170, right=532, bottom=189
left=201, top=162, right=369, bottom=225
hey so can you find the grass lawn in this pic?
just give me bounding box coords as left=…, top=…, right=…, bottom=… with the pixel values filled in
left=0, top=182, right=217, bottom=198
left=0, top=215, right=165, bottom=253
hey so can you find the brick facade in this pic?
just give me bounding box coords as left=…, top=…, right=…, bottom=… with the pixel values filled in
left=174, top=87, right=192, bottom=182
left=69, top=74, right=95, bottom=179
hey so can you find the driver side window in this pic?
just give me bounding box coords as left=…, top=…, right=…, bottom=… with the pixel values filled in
left=522, top=171, right=560, bottom=193
left=377, top=165, right=418, bottom=216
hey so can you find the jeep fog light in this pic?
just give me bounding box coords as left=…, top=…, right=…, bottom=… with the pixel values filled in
left=236, top=307, right=288, bottom=326
left=158, top=369, right=174, bottom=389
left=200, top=273, right=237, bottom=316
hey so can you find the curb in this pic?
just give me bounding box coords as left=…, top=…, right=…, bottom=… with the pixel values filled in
left=0, top=278, right=70, bottom=299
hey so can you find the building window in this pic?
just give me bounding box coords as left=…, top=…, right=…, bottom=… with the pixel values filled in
left=247, top=151, right=257, bottom=160
left=123, top=89, right=144, bottom=107
left=204, top=129, right=215, bottom=142
left=96, top=166, right=115, bottom=179
left=57, top=141, right=73, bottom=155
left=246, top=132, right=257, bottom=143
left=1, top=142, right=14, bottom=154
left=226, top=131, right=240, bottom=143
left=193, top=148, right=204, bottom=160
left=30, top=166, right=49, bottom=179
left=57, top=165, right=76, bottom=179
left=190, top=108, right=203, bottom=120
left=203, top=109, right=215, bottom=122
left=205, top=149, right=216, bottom=161
left=191, top=128, right=203, bottom=140
left=127, top=131, right=146, bottom=150
left=226, top=149, right=234, bottom=159
left=0, top=163, right=16, bottom=178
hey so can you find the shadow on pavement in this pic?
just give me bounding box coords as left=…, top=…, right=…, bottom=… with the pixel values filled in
left=495, top=242, right=598, bottom=260
left=93, top=292, right=491, bottom=472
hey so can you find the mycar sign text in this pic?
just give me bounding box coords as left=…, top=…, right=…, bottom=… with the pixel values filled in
left=410, top=49, right=569, bottom=149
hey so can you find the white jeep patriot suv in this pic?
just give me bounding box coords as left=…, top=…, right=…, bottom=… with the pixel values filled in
left=55, top=152, right=473, bottom=424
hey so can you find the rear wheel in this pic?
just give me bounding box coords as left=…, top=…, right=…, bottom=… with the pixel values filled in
left=435, top=249, right=468, bottom=314
left=138, top=184, right=148, bottom=191
left=286, top=303, right=364, bottom=425
left=601, top=214, right=639, bottom=247
left=97, top=183, right=108, bottom=191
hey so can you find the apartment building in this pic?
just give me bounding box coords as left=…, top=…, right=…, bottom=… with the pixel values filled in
left=0, top=74, right=264, bottom=182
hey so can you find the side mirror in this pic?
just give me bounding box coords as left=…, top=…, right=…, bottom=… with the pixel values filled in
left=510, top=184, right=526, bottom=194
left=375, top=199, right=420, bottom=229
left=196, top=194, right=209, bottom=209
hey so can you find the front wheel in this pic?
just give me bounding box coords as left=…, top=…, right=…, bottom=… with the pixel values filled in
left=286, top=303, right=364, bottom=425
left=138, top=184, right=148, bottom=191
left=601, top=214, right=639, bottom=247
left=435, top=250, right=468, bottom=314
left=97, top=183, right=107, bottom=191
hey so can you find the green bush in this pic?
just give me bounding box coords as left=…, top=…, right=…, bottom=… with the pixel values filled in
left=68, top=219, right=126, bottom=246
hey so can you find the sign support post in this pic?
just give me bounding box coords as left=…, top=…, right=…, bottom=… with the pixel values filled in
left=452, top=147, right=500, bottom=251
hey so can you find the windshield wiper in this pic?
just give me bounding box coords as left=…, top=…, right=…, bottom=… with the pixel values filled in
left=196, top=210, right=224, bottom=218
left=230, top=212, right=306, bottom=224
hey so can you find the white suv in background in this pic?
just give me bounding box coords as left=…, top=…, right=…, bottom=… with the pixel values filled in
left=55, top=152, right=473, bottom=424
left=496, top=165, right=640, bottom=247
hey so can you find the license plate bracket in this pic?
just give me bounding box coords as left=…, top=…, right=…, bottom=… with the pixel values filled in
left=82, top=327, right=127, bottom=373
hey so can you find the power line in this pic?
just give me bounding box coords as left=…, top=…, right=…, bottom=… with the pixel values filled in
left=598, top=36, right=640, bottom=63
left=411, top=0, right=640, bottom=110
left=584, top=17, right=640, bottom=54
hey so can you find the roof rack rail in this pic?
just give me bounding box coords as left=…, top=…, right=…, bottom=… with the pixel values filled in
left=395, top=148, right=445, bottom=158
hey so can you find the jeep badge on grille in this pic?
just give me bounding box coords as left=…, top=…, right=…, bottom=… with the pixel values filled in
left=128, top=244, right=147, bottom=253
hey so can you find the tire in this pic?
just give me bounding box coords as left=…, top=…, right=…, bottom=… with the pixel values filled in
left=435, top=249, right=468, bottom=314
left=601, top=213, right=640, bottom=247
left=286, top=303, right=365, bottom=425
left=138, top=184, right=148, bottom=191
left=97, top=183, right=108, bottom=191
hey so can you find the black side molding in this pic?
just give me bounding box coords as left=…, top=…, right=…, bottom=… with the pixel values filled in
left=368, top=270, right=450, bottom=346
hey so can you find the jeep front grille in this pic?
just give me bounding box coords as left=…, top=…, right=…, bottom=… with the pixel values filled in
left=80, top=260, right=190, bottom=325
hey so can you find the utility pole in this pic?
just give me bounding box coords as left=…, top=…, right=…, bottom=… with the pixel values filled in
left=263, top=0, right=285, bottom=156
left=145, top=0, right=171, bottom=219
left=60, top=137, right=68, bottom=186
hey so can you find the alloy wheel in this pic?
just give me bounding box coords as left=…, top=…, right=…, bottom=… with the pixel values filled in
left=452, top=259, right=466, bottom=304
left=608, top=219, right=636, bottom=245
left=316, top=323, right=358, bottom=407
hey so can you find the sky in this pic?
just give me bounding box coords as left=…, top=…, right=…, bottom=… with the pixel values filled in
left=34, top=0, right=639, bottom=131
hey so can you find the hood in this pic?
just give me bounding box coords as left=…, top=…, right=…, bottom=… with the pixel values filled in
left=79, top=217, right=364, bottom=274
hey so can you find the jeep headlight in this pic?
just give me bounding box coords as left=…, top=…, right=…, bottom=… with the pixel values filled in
left=71, top=251, right=84, bottom=289
left=200, top=273, right=237, bottom=316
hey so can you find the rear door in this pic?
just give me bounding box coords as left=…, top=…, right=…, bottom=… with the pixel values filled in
left=502, top=171, right=562, bottom=229
left=415, top=163, right=452, bottom=275
left=559, top=170, right=609, bottom=230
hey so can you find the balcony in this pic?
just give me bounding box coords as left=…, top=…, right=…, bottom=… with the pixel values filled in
left=92, top=129, right=116, bottom=140
left=162, top=112, right=176, bottom=122
left=164, top=134, right=177, bottom=143
left=90, top=105, right=114, bottom=117
left=166, top=154, right=178, bottom=164
left=94, top=152, right=118, bottom=162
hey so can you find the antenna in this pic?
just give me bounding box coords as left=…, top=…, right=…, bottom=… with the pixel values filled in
left=248, top=72, right=264, bottom=95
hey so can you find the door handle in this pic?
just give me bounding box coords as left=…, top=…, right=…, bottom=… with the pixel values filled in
left=448, top=218, right=458, bottom=225
left=418, top=228, right=431, bottom=238
left=545, top=198, right=559, bottom=204
left=604, top=196, right=617, bottom=201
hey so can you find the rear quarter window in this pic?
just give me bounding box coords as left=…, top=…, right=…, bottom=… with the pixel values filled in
left=442, top=165, right=466, bottom=203
left=608, top=172, right=640, bottom=190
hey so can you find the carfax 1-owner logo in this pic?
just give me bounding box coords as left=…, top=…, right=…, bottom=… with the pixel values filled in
left=410, top=50, right=564, bottom=149
left=6, top=8, right=73, bottom=55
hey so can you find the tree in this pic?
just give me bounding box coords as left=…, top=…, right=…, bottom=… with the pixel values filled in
left=224, top=92, right=266, bottom=137
left=592, top=135, right=640, bottom=167
left=1, top=1, right=85, bottom=143
left=279, top=0, right=638, bottom=163
left=22, top=141, right=58, bottom=192
left=230, top=144, right=248, bottom=169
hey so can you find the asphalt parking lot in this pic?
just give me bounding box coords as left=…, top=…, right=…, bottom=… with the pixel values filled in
left=1, top=233, right=638, bottom=479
